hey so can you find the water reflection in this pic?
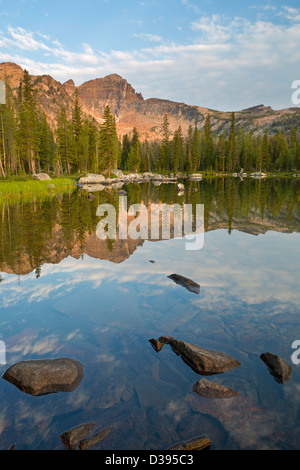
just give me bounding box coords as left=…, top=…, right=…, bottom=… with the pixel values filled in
left=0, top=178, right=299, bottom=276
left=0, top=178, right=299, bottom=450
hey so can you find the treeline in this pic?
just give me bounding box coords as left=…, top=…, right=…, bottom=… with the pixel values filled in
left=0, top=71, right=300, bottom=177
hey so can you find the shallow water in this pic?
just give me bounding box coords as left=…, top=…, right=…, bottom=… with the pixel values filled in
left=0, top=177, right=299, bottom=450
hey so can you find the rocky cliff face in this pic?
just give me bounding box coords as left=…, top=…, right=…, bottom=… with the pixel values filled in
left=75, top=74, right=144, bottom=123
left=0, top=61, right=299, bottom=140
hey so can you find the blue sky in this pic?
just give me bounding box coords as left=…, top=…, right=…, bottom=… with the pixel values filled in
left=0, top=0, right=299, bottom=110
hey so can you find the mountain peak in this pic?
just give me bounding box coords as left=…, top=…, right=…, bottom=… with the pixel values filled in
left=240, top=104, right=274, bottom=115
left=0, top=62, right=24, bottom=88
left=63, top=79, right=76, bottom=97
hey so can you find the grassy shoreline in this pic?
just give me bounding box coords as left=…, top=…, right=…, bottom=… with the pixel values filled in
left=0, top=176, right=77, bottom=203
left=0, top=171, right=298, bottom=202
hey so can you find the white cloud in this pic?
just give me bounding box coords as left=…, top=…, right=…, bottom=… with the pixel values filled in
left=281, top=6, right=300, bottom=22
left=0, top=8, right=299, bottom=110
left=133, top=32, right=163, bottom=43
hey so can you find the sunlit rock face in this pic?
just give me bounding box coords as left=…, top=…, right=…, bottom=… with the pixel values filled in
left=1, top=61, right=300, bottom=141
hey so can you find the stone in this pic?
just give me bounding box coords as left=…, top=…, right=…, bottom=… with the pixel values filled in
left=177, top=183, right=185, bottom=191
left=169, top=339, right=241, bottom=375
left=260, top=352, right=292, bottom=384
left=60, top=422, right=96, bottom=450
left=168, top=274, right=200, bottom=294
left=118, top=190, right=127, bottom=195
left=192, top=378, right=240, bottom=398
left=168, top=436, right=212, bottom=450
left=79, top=427, right=112, bottom=450
left=149, top=338, right=164, bottom=352
left=2, top=358, right=84, bottom=396
left=190, top=174, right=203, bottom=181
left=33, top=173, right=51, bottom=181
left=111, top=169, right=124, bottom=178
left=157, top=336, right=175, bottom=345
left=78, top=173, right=105, bottom=184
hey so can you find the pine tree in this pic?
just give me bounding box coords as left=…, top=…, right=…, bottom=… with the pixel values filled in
left=38, top=114, right=52, bottom=172
left=98, top=105, right=119, bottom=177
left=172, top=125, right=185, bottom=173
left=56, top=106, right=73, bottom=174
left=228, top=112, right=237, bottom=171
left=17, top=70, right=39, bottom=174
left=191, top=120, right=201, bottom=172
left=262, top=129, right=270, bottom=172
left=216, top=133, right=227, bottom=173
left=127, top=127, right=141, bottom=172
left=202, top=114, right=214, bottom=169
left=161, top=114, right=171, bottom=172
left=121, top=133, right=131, bottom=171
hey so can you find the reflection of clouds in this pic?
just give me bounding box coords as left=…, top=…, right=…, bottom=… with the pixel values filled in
left=14, top=402, right=51, bottom=430
left=94, top=352, right=118, bottom=364
left=165, top=399, right=190, bottom=424
left=66, top=329, right=81, bottom=341
left=8, top=334, right=61, bottom=364
left=66, top=388, right=89, bottom=407
left=1, top=230, right=300, bottom=320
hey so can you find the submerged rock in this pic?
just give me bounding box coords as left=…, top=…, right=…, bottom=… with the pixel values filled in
left=168, top=436, right=212, bottom=451
left=60, top=422, right=96, bottom=450
left=260, top=352, right=292, bottom=384
left=79, top=427, right=112, bottom=450
left=168, top=274, right=200, bottom=294
left=2, top=358, right=83, bottom=396
left=192, top=378, right=240, bottom=398
left=169, top=339, right=241, bottom=376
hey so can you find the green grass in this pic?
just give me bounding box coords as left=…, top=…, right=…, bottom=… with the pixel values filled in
left=0, top=176, right=77, bottom=204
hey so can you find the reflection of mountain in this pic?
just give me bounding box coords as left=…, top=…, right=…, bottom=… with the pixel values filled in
left=1, top=226, right=144, bottom=275
left=0, top=179, right=299, bottom=275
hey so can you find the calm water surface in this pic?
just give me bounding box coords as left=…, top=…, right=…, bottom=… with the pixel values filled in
left=0, top=177, right=299, bottom=450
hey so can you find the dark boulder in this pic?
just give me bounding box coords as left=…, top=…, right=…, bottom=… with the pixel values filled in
left=260, top=352, right=292, bottom=384
left=168, top=274, right=200, bottom=294
left=169, top=339, right=241, bottom=375
left=2, top=358, right=83, bottom=396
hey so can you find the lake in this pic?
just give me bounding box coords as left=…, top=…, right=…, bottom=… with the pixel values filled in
left=0, top=176, right=300, bottom=450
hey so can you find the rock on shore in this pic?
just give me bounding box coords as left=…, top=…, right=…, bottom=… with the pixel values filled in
left=33, top=173, right=52, bottom=181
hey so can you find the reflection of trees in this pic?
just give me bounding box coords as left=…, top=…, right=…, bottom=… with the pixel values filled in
left=0, top=179, right=299, bottom=274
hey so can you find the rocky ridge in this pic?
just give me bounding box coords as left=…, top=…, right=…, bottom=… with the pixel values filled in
left=0, top=61, right=299, bottom=140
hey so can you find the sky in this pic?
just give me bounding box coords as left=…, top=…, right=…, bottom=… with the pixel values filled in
left=0, top=0, right=299, bottom=111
